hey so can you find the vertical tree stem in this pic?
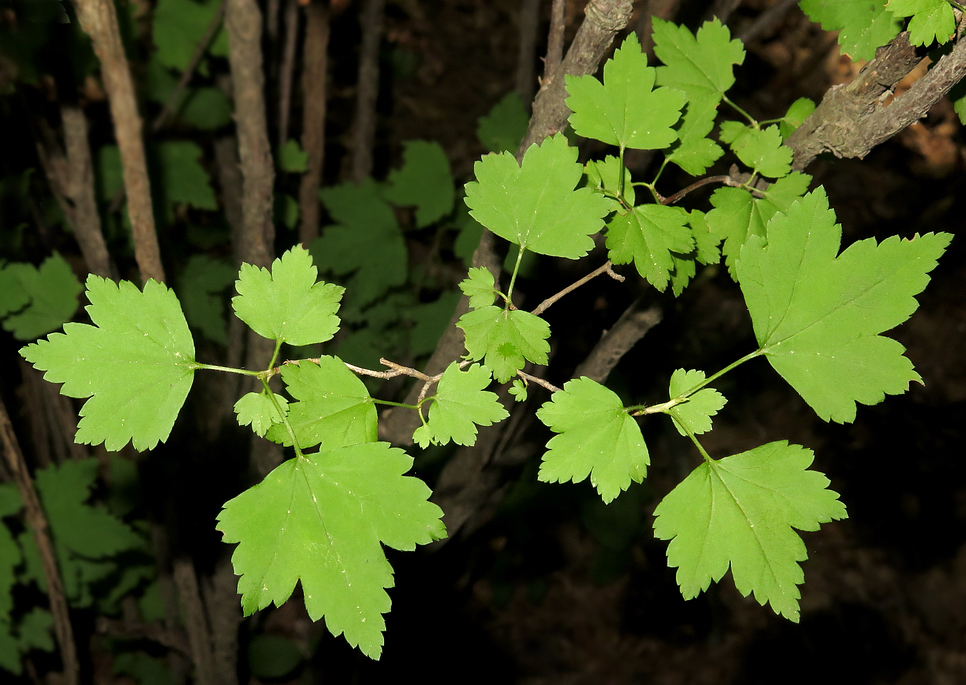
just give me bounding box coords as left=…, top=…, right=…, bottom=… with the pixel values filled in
left=350, top=0, right=385, bottom=183
left=299, top=0, right=330, bottom=245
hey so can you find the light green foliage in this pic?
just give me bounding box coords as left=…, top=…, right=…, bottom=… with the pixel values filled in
left=477, top=91, right=528, bottom=153
left=464, top=133, right=612, bottom=259
left=157, top=141, right=218, bottom=210
left=457, top=306, right=550, bottom=383
left=605, top=203, right=693, bottom=291
left=886, top=0, right=955, bottom=46
left=216, top=442, right=446, bottom=659
left=35, top=459, right=144, bottom=603
left=233, top=245, right=345, bottom=347
left=152, top=0, right=228, bottom=73
left=584, top=155, right=634, bottom=205
left=799, top=0, right=900, bottom=61
left=718, top=123, right=792, bottom=178
left=652, top=441, right=847, bottom=621
left=667, top=369, right=726, bottom=436
left=509, top=378, right=528, bottom=402
left=536, top=377, right=649, bottom=504
left=653, top=17, right=745, bottom=102
left=566, top=33, right=685, bottom=151
left=0, top=253, right=82, bottom=340
left=667, top=96, right=725, bottom=175
left=277, top=140, right=309, bottom=173
left=265, top=358, right=377, bottom=450
left=687, top=210, right=722, bottom=266
left=458, top=267, right=498, bottom=309
left=312, top=179, right=407, bottom=307
left=780, top=97, right=816, bottom=139
left=177, top=254, right=235, bottom=345
left=413, top=363, right=508, bottom=448
left=382, top=140, right=454, bottom=228
left=736, top=189, right=951, bottom=423
left=707, top=171, right=811, bottom=276
left=21, top=277, right=196, bottom=450
left=234, top=391, right=289, bottom=437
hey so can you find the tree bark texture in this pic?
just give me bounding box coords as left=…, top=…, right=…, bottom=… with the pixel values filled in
left=73, top=0, right=165, bottom=284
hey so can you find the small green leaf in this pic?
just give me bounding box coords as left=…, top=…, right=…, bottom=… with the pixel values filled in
left=667, top=369, right=726, bottom=436
left=736, top=189, right=951, bottom=423
left=216, top=443, right=446, bottom=659
left=233, top=245, right=344, bottom=347
left=152, top=0, right=227, bottom=72
left=177, top=254, right=235, bottom=345
left=416, top=363, right=508, bottom=447
left=653, top=441, right=847, bottom=621
left=719, top=123, right=792, bottom=178
left=566, top=33, right=685, bottom=151
left=157, top=141, right=218, bottom=210
left=666, top=94, right=725, bottom=175
left=21, top=277, right=196, bottom=451
left=536, top=377, right=649, bottom=504
left=382, top=140, right=454, bottom=228
left=464, top=133, right=612, bottom=259
left=584, top=155, right=634, bottom=206
left=799, top=0, right=900, bottom=61
left=653, top=18, right=745, bottom=101
left=458, top=267, right=499, bottom=309
left=178, top=87, right=232, bottom=130
left=277, top=140, right=309, bottom=173
left=886, top=0, right=955, bottom=46
left=1, top=253, right=82, bottom=340
left=477, top=91, right=528, bottom=153
left=509, top=378, right=528, bottom=402
left=457, top=306, right=550, bottom=383
left=779, top=98, right=816, bottom=139
left=605, top=203, right=693, bottom=292
left=265, top=357, right=377, bottom=450
left=234, top=392, right=289, bottom=438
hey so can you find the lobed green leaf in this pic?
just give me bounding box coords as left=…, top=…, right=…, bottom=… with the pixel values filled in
left=414, top=363, right=508, bottom=448
left=457, top=306, right=550, bottom=383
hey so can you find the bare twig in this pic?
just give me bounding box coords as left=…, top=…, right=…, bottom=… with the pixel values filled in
left=350, top=0, right=385, bottom=183
left=517, top=370, right=561, bottom=394
left=74, top=0, right=165, bottom=284
left=543, top=0, right=566, bottom=83
left=530, top=261, right=624, bottom=317
left=298, top=0, right=330, bottom=245
left=0, top=399, right=79, bottom=685
left=662, top=174, right=734, bottom=205
left=277, top=0, right=300, bottom=147
left=517, top=0, right=541, bottom=104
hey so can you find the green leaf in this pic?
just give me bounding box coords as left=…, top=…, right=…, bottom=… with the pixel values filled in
left=799, top=0, right=900, bottom=61
left=584, top=155, right=634, bottom=206
left=707, top=171, right=811, bottom=276
left=1, top=253, right=82, bottom=340
left=178, top=87, right=232, bottom=130
left=382, top=140, right=454, bottom=228
left=719, top=122, right=792, bottom=178
left=566, top=33, right=685, bottom=151
left=779, top=97, right=816, bottom=139
left=688, top=209, right=722, bottom=265
left=415, top=363, right=508, bottom=447
left=17, top=609, right=54, bottom=654
left=667, top=369, right=726, bottom=436
left=234, top=391, right=289, bottom=438
left=177, top=254, right=235, bottom=345
left=157, top=141, right=218, bottom=210
left=216, top=443, right=446, bottom=659
left=477, top=91, right=528, bottom=153
left=457, top=306, right=550, bottom=383
left=653, top=441, right=847, bottom=621
left=653, top=18, right=745, bottom=102
left=666, top=94, right=725, bottom=175
left=464, top=133, right=612, bottom=259
left=20, top=276, right=196, bottom=451
left=312, top=179, right=407, bottom=307
left=605, top=203, right=693, bottom=292
left=233, top=245, right=344, bottom=347
left=886, top=0, right=955, bottom=46
left=509, top=378, right=528, bottom=402
left=265, top=357, right=377, bottom=450
left=403, top=291, right=461, bottom=357
left=152, top=0, right=227, bottom=73
left=536, top=377, right=649, bottom=504
left=277, top=140, right=309, bottom=173
left=458, top=267, right=499, bottom=309
left=736, top=188, right=951, bottom=423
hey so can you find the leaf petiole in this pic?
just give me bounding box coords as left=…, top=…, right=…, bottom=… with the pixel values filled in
left=722, top=95, right=758, bottom=128
left=192, top=362, right=262, bottom=376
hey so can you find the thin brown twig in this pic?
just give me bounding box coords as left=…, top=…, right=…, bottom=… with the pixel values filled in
left=661, top=174, right=734, bottom=205
left=0, top=399, right=79, bottom=685
left=517, top=370, right=561, bottom=394
left=530, top=261, right=624, bottom=317
left=277, top=0, right=300, bottom=147
left=543, top=0, right=566, bottom=84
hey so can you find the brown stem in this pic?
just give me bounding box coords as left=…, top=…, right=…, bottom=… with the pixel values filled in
left=0, top=400, right=79, bottom=685
left=298, top=1, right=330, bottom=245
left=152, top=0, right=226, bottom=133
left=785, top=32, right=926, bottom=171
left=277, top=0, right=300, bottom=147
left=662, top=174, right=733, bottom=205
left=516, top=370, right=561, bottom=394
left=544, top=0, right=566, bottom=83
left=517, top=0, right=540, bottom=104
left=173, top=558, right=216, bottom=685
left=350, top=0, right=385, bottom=183
left=61, top=105, right=113, bottom=278
left=73, top=0, right=165, bottom=284
left=530, top=261, right=624, bottom=317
